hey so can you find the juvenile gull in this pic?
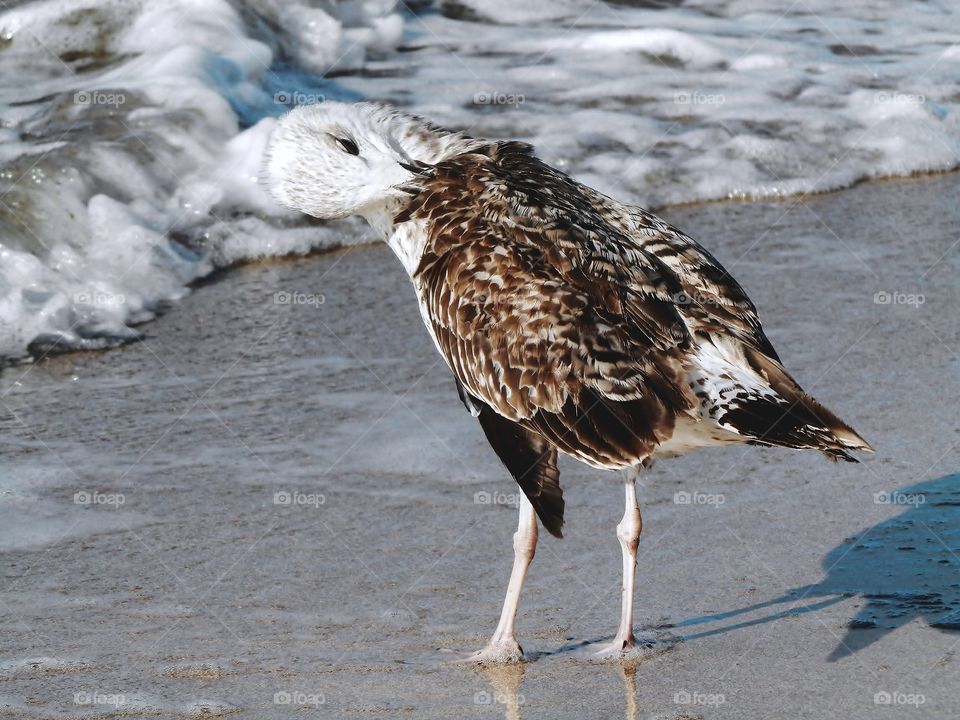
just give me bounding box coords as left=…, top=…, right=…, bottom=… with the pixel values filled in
left=264, top=101, right=872, bottom=662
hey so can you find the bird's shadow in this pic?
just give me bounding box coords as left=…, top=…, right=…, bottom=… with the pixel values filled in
left=670, top=473, right=960, bottom=660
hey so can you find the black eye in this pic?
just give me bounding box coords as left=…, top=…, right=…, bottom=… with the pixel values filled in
left=335, top=137, right=359, bottom=155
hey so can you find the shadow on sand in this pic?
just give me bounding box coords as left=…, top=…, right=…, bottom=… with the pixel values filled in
left=673, top=473, right=960, bottom=660
left=469, top=475, right=960, bottom=718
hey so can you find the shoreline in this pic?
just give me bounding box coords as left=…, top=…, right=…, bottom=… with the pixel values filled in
left=3, top=167, right=957, bottom=372
left=649, top=165, right=960, bottom=210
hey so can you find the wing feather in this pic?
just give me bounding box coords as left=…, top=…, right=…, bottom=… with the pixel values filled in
left=406, top=142, right=697, bottom=468
left=401, top=140, right=869, bottom=466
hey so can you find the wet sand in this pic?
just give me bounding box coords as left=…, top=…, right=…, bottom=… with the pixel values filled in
left=2, top=172, right=959, bottom=718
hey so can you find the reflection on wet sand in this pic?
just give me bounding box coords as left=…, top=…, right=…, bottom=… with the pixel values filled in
left=476, top=663, right=524, bottom=720
left=619, top=664, right=639, bottom=720
left=475, top=661, right=642, bottom=720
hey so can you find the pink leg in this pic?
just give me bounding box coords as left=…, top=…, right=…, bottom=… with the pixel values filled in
left=459, top=494, right=537, bottom=663
left=592, top=471, right=643, bottom=658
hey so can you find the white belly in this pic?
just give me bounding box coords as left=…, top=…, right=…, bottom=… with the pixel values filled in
left=651, top=415, right=745, bottom=458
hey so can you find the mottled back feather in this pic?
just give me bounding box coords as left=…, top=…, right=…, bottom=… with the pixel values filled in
left=399, top=141, right=870, bottom=478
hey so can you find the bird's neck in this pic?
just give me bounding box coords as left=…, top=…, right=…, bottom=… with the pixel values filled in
left=361, top=133, right=486, bottom=277
left=362, top=198, right=425, bottom=277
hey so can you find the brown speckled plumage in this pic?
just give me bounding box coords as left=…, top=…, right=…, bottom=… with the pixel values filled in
left=395, top=140, right=870, bottom=536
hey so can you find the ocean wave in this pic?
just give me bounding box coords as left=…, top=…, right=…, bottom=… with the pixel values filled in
left=0, top=0, right=957, bottom=362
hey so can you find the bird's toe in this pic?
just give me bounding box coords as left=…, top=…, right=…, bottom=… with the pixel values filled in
left=450, top=638, right=526, bottom=665
left=578, top=633, right=678, bottom=662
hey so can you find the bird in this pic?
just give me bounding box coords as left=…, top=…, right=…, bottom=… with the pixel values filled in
left=263, top=101, right=873, bottom=663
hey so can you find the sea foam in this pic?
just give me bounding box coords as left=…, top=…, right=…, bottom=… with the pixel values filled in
left=0, top=0, right=957, bottom=362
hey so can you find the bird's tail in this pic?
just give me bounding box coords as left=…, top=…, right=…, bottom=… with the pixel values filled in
left=722, top=347, right=874, bottom=462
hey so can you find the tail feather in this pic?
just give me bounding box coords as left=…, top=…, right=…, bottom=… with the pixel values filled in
left=722, top=347, right=873, bottom=461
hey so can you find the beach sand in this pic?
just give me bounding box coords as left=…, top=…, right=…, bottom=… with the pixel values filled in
left=1, top=171, right=959, bottom=718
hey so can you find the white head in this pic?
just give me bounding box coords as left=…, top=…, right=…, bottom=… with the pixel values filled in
left=263, top=101, right=477, bottom=226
